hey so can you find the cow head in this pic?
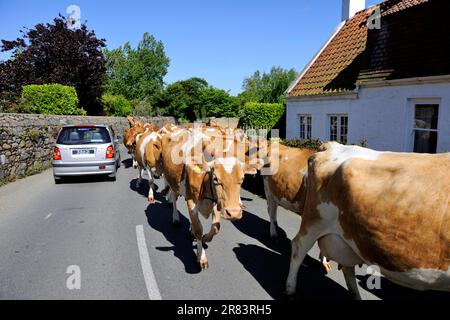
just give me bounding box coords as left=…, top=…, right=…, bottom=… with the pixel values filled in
left=187, top=157, right=260, bottom=221
left=123, top=122, right=146, bottom=154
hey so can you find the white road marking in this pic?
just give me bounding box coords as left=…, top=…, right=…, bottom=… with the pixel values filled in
left=45, top=213, right=53, bottom=220
left=135, top=225, right=162, bottom=300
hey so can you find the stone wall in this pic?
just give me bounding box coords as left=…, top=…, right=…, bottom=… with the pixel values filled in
left=208, top=117, right=240, bottom=129
left=0, top=113, right=175, bottom=180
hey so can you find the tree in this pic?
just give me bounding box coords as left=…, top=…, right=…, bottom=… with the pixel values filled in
left=156, top=77, right=208, bottom=121
left=197, top=88, right=239, bottom=119
left=238, top=67, right=297, bottom=104
left=104, top=32, right=170, bottom=102
left=101, top=93, right=133, bottom=116
left=0, top=16, right=107, bottom=115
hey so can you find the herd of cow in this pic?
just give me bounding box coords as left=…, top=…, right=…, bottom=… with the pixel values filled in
left=123, top=116, right=450, bottom=299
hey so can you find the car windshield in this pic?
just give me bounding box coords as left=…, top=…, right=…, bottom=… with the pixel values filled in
left=57, top=126, right=111, bottom=145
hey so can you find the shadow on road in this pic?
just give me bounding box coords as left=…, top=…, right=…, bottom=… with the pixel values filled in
left=129, top=178, right=149, bottom=197
left=231, top=210, right=352, bottom=300
left=242, top=174, right=266, bottom=199
left=232, top=210, right=289, bottom=253
left=356, top=274, right=450, bottom=300
left=233, top=243, right=353, bottom=300
left=129, top=178, right=160, bottom=198
left=122, top=158, right=133, bottom=168
left=144, top=192, right=201, bottom=274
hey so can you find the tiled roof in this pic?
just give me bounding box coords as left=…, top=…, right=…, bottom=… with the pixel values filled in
left=288, top=0, right=450, bottom=97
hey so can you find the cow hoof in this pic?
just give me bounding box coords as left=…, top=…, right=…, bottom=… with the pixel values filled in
left=323, top=261, right=332, bottom=273
left=199, top=258, right=209, bottom=270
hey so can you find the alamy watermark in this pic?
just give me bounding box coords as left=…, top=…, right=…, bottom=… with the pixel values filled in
left=66, top=265, right=81, bottom=290
left=367, top=6, right=381, bottom=30
left=66, top=5, right=81, bottom=30
left=363, top=265, right=382, bottom=290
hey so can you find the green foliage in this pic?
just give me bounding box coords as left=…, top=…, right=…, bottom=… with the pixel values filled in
left=102, top=93, right=133, bottom=116
left=197, top=88, right=240, bottom=119
left=131, top=98, right=154, bottom=116
left=26, top=129, right=46, bottom=141
left=240, top=102, right=285, bottom=129
left=238, top=66, right=297, bottom=104
left=280, top=138, right=323, bottom=151
left=104, top=32, right=170, bottom=102
left=19, top=84, right=85, bottom=115
left=155, top=77, right=208, bottom=121
left=25, top=161, right=52, bottom=176
left=155, top=78, right=240, bottom=121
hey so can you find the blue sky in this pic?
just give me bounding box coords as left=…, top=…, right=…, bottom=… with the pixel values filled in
left=0, top=0, right=381, bottom=95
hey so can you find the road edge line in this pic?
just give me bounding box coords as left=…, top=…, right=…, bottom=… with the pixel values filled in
left=136, top=224, right=162, bottom=300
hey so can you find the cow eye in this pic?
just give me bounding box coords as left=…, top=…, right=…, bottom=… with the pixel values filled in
left=212, top=176, right=220, bottom=184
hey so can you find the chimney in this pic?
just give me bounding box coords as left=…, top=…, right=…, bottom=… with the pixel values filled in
left=342, top=0, right=366, bottom=21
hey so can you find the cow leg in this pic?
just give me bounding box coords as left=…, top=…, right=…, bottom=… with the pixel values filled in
left=342, top=266, right=361, bottom=300
left=202, top=205, right=221, bottom=243
left=170, top=190, right=180, bottom=225
left=146, top=168, right=155, bottom=203
left=161, top=180, right=171, bottom=198
left=137, top=167, right=144, bottom=187
left=267, top=196, right=279, bottom=241
left=187, top=200, right=208, bottom=270
left=319, top=252, right=332, bottom=273
left=285, top=229, right=320, bottom=296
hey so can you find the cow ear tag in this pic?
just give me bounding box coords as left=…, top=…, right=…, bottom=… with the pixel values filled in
left=193, top=165, right=202, bottom=174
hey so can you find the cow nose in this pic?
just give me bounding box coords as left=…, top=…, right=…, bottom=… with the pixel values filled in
left=225, top=208, right=243, bottom=221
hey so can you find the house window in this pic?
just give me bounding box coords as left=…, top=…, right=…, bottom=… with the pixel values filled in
left=413, top=104, right=439, bottom=153
left=299, top=115, right=312, bottom=140
left=329, top=115, right=348, bottom=144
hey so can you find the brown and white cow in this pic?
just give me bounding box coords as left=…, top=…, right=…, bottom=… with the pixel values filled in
left=160, top=126, right=260, bottom=269
left=134, top=125, right=162, bottom=203
left=262, top=143, right=315, bottom=239
left=258, top=141, right=331, bottom=271
left=285, top=142, right=450, bottom=298
left=124, top=118, right=146, bottom=168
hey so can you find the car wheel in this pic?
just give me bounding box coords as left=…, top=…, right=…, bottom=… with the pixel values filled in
left=54, top=176, right=63, bottom=184
left=108, top=172, right=116, bottom=182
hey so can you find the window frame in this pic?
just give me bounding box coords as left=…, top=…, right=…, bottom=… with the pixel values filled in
left=298, top=114, right=312, bottom=140
left=412, top=103, right=440, bottom=153
left=328, top=114, right=348, bottom=144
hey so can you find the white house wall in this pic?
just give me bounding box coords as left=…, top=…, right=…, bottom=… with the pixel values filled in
left=286, top=82, right=450, bottom=153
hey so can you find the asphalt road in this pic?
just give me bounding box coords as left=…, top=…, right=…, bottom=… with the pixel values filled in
left=0, top=146, right=449, bottom=300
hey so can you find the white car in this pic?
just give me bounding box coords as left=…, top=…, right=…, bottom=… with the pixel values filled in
left=52, top=124, right=121, bottom=183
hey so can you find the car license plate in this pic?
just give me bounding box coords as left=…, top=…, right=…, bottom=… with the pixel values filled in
left=72, top=149, right=94, bottom=155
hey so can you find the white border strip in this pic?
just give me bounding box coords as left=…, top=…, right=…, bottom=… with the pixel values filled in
left=285, top=21, right=346, bottom=96
left=136, top=225, right=162, bottom=300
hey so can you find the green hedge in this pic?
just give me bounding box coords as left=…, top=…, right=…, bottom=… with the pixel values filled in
left=240, top=102, right=285, bottom=129
left=20, top=84, right=84, bottom=115
left=280, top=138, right=323, bottom=150
left=102, top=93, right=133, bottom=116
